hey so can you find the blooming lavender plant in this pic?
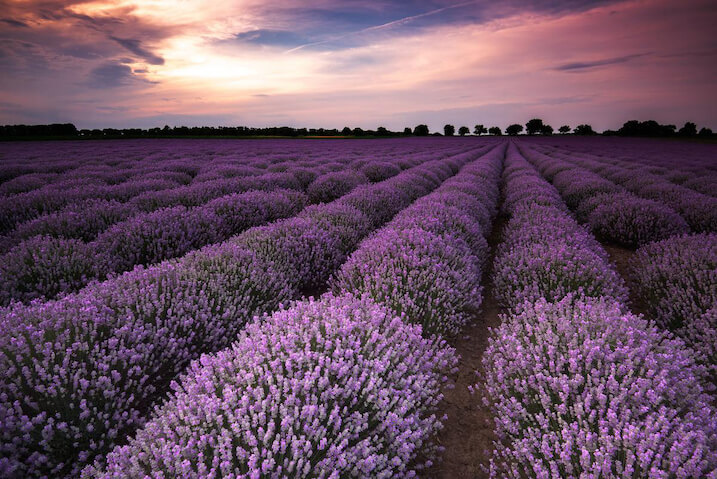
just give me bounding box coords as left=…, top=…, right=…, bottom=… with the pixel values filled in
left=479, top=296, right=717, bottom=478
left=0, top=245, right=294, bottom=478
left=306, top=170, right=369, bottom=203
left=83, top=294, right=458, bottom=478
left=332, top=227, right=483, bottom=336
left=0, top=235, right=101, bottom=305
left=631, top=233, right=717, bottom=330
left=93, top=205, right=224, bottom=273
left=10, top=199, right=139, bottom=243
left=584, top=192, right=689, bottom=247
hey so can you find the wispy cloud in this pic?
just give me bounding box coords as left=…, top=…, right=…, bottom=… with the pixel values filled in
left=283, top=1, right=481, bottom=53
left=109, top=36, right=165, bottom=65
left=553, top=52, right=650, bottom=71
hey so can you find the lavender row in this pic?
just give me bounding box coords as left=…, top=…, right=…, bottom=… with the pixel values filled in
left=0, top=138, right=468, bottom=235
left=332, top=143, right=504, bottom=336
left=518, top=144, right=690, bottom=247
left=0, top=158, right=435, bottom=305
left=631, top=233, right=717, bottom=387
left=84, top=145, right=504, bottom=478
left=535, top=144, right=717, bottom=232
left=478, top=146, right=717, bottom=477
left=0, top=138, right=472, bottom=200
left=0, top=164, right=381, bottom=253
left=494, top=144, right=628, bottom=309
left=0, top=188, right=310, bottom=306
left=534, top=137, right=717, bottom=197
left=0, top=147, right=484, bottom=478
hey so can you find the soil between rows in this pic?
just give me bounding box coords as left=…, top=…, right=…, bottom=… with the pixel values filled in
left=424, top=217, right=507, bottom=478
left=600, top=242, right=649, bottom=317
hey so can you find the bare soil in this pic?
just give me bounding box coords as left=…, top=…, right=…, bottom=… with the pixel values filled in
left=601, top=242, right=649, bottom=317
left=423, top=218, right=507, bottom=478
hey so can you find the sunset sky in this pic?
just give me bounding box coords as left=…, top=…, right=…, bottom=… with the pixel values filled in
left=1, top=0, right=715, bottom=131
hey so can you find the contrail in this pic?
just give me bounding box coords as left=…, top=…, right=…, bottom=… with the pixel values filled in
left=284, top=0, right=479, bottom=54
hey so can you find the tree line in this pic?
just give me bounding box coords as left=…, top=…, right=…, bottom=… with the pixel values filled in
left=0, top=119, right=714, bottom=140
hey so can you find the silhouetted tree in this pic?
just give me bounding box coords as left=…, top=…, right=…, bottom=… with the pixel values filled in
left=403, top=127, right=413, bottom=135
left=698, top=127, right=713, bottom=137
left=341, top=127, right=352, bottom=135
left=474, top=124, right=487, bottom=135
left=617, top=120, right=675, bottom=137
left=558, top=125, right=571, bottom=134
left=444, top=124, right=456, bottom=136
left=525, top=119, right=544, bottom=135
left=678, top=122, right=697, bottom=137
left=540, top=124, right=554, bottom=135
left=574, top=124, right=596, bottom=135
left=506, top=124, right=523, bottom=136
left=376, top=126, right=389, bottom=136
left=458, top=126, right=470, bottom=136
left=488, top=126, right=502, bottom=136
left=413, top=124, right=430, bottom=136
left=352, top=127, right=365, bottom=136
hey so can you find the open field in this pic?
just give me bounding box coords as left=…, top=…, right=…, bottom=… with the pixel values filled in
left=1, top=137, right=715, bottom=478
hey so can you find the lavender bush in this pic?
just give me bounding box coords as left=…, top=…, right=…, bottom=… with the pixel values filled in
left=0, top=235, right=100, bottom=306
left=306, top=170, right=368, bottom=203
left=0, top=245, right=294, bottom=478
left=631, top=233, right=717, bottom=330
left=479, top=296, right=717, bottom=478
left=93, top=205, right=224, bottom=273
left=10, top=199, right=138, bottom=244
left=333, top=227, right=483, bottom=336
left=83, top=294, right=458, bottom=478
left=585, top=192, right=689, bottom=247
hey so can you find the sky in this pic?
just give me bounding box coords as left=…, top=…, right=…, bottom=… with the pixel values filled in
left=0, top=0, right=715, bottom=131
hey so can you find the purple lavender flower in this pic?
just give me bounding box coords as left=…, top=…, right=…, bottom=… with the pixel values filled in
left=83, top=294, right=458, bottom=478
left=479, top=296, right=717, bottom=478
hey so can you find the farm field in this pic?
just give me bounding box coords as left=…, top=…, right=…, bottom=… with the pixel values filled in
left=0, top=136, right=716, bottom=478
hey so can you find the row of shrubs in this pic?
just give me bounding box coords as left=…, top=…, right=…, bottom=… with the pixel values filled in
left=631, top=233, right=717, bottom=387
left=538, top=144, right=717, bottom=232
left=0, top=146, right=487, bottom=478
left=478, top=144, right=716, bottom=477
left=0, top=141, right=446, bottom=237
left=81, top=143, right=506, bottom=478
left=0, top=159, right=433, bottom=306
left=519, top=145, right=690, bottom=247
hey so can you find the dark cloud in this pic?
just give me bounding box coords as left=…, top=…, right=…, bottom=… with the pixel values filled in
left=87, top=62, right=135, bottom=88
left=109, top=36, right=164, bottom=65
left=232, top=29, right=309, bottom=48
left=1, top=18, right=29, bottom=28
left=554, top=53, right=650, bottom=71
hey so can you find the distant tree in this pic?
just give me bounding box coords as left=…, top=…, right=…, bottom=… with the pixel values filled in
left=444, top=124, right=456, bottom=136
left=558, top=125, right=571, bottom=134
left=506, top=124, right=523, bottom=136
left=403, top=127, right=413, bottom=135
left=341, top=127, right=352, bottom=135
left=376, top=126, right=389, bottom=136
left=488, top=126, right=502, bottom=136
left=698, top=127, right=713, bottom=137
left=525, top=118, right=545, bottom=135
left=458, top=126, right=470, bottom=136
left=540, top=124, right=554, bottom=135
left=474, top=124, right=487, bottom=135
left=617, top=120, right=675, bottom=137
left=573, top=124, right=596, bottom=135
left=352, top=127, right=365, bottom=136
left=413, top=124, right=430, bottom=136
left=678, top=122, right=697, bottom=137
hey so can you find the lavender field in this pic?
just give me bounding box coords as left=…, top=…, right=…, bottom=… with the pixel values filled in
left=0, top=137, right=716, bottom=478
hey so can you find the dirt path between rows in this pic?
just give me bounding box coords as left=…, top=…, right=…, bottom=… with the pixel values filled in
left=424, top=218, right=506, bottom=478
left=601, top=243, right=649, bottom=317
